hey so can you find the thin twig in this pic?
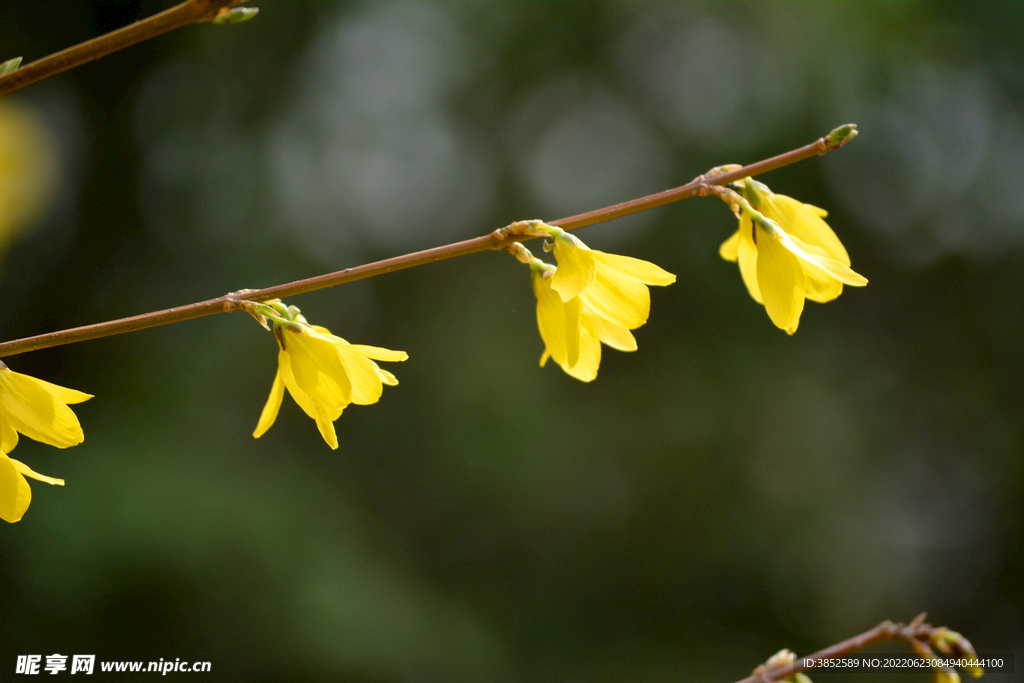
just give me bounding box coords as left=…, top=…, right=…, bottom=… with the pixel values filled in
left=0, top=126, right=855, bottom=358
left=0, top=0, right=240, bottom=98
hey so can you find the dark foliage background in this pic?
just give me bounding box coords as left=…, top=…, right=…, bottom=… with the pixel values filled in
left=0, top=2, right=1021, bottom=681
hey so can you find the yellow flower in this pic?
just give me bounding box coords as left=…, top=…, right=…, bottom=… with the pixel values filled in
left=1, top=450, right=63, bottom=523
left=0, top=362, right=89, bottom=523
left=0, top=100, right=58, bottom=250
left=0, top=362, right=93, bottom=452
left=719, top=182, right=867, bottom=334
left=533, top=268, right=632, bottom=382
left=253, top=323, right=407, bottom=449
left=530, top=239, right=675, bottom=382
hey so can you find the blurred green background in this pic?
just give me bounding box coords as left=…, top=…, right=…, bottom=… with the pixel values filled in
left=1, top=1, right=1021, bottom=681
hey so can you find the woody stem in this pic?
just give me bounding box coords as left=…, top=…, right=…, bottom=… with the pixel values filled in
left=732, top=614, right=945, bottom=683
left=0, top=0, right=240, bottom=98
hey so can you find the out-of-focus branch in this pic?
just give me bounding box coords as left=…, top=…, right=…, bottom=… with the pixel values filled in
left=0, top=125, right=855, bottom=358
left=0, top=0, right=242, bottom=97
left=736, top=613, right=980, bottom=683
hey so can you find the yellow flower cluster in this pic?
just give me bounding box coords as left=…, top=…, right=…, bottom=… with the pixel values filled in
left=0, top=174, right=867, bottom=524
left=253, top=315, right=407, bottom=450
left=0, top=363, right=91, bottom=523
left=527, top=228, right=675, bottom=382
left=719, top=180, right=867, bottom=334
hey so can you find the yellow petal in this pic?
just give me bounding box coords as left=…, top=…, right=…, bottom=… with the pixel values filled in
left=311, top=331, right=387, bottom=401
left=756, top=227, right=805, bottom=333
left=563, top=294, right=583, bottom=368
left=345, top=345, right=408, bottom=363
left=0, top=369, right=85, bottom=448
left=580, top=261, right=650, bottom=330
left=311, top=402, right=340, bottom=450
left=12, top=459, right=64, bottom=486
left=282, top=333, right=344, bottom=449
left=336, top=347, right=384, bottom=406
left=763, top=194, right=850, bottom=265
left=22, top=376, right=93, bottom=404
left=376, top=367, right=399, bottom=386
left=592, top=312, right=637, bottom=352
left=719, top=230, right=740, bottom=262
left=315, top=333, right=406, bottom=389
left=0, top=411, right=18, bottom=453
left=802, top=270, right=844, bottom=303
left=593, top=251, right=676, bottom=286
left=0, top=452, right=31, bottom=523
left=286, top=330, right=352, bottom=409
left=253, top=366, right=285, bottom=438
left=561, top=313, right=601, bottom=382
left=788, top=236, right=844, bottom=303
left=539, top=349, right=550, bottom=368
left=280, top=351, right=344, bottom=423
left=550, top=240, right=597, bottom=302
left=534, top=274, right=568, bottom=368
left=778, top=231, right=868, bottom=287
left=737, top=215, right=763, bottom=304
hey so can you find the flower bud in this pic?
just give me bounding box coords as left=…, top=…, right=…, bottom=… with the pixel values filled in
left=212, top=7, right=259, bottom=25
left=0, top=57, right=22, bottom=75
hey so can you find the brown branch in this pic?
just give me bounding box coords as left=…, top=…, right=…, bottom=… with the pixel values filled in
left=0, top=125, right=855, bottom=358
left=735, top=613, right=956, bottom=683
left=547, top=124, right=856, bottom=233
left=0, top=0, right=241, bottom=98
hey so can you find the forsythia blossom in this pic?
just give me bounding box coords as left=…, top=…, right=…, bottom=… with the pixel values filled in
left=719, top=180, right=867, bottom=334
left=526, top=228, right=675, bottom=382
left=252, top=306, right=407, bottom=449
left=0, top=362, right=92, bottom=452
left=0, top=361, right=92, bottom=523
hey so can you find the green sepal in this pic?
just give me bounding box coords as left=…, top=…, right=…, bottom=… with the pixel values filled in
left=743, top=177, right=764, bottom=209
